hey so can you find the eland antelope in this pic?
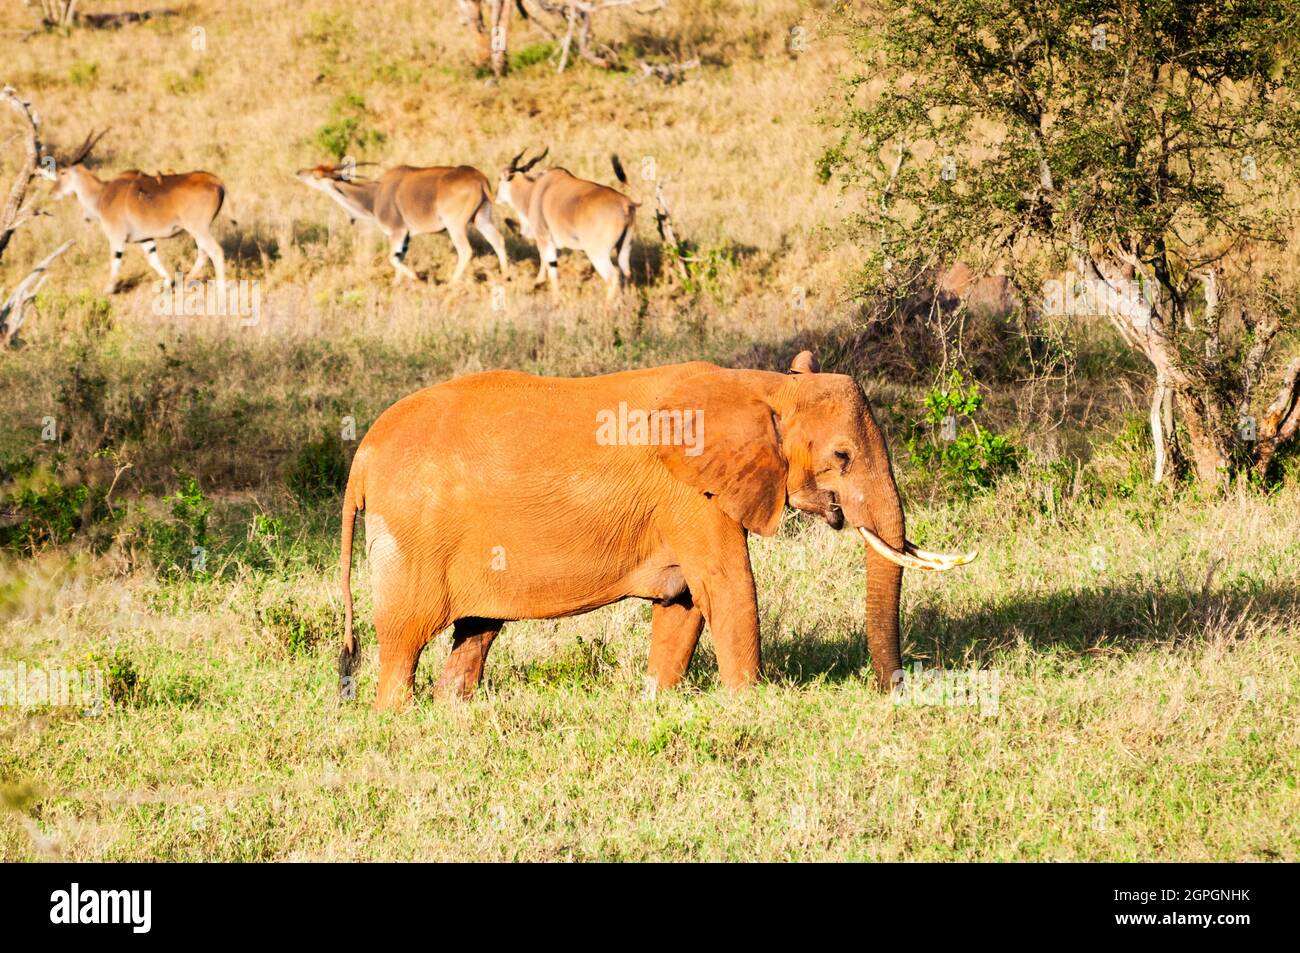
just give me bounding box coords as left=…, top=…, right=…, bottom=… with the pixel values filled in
left=496, top=150, right=638, bottom=301
left=296, top=162, right=507, bottom=285
left=47, top=131, right=228, bottom=295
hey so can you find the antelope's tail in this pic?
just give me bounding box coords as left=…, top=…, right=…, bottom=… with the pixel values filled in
left=611, top=154, right=642, bottom=206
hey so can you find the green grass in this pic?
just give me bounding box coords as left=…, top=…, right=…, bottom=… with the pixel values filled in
left=2, top=458, right=1297, bottom=860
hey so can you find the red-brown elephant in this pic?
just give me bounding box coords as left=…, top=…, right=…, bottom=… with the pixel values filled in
left=339, top=351, right=973, bottom=710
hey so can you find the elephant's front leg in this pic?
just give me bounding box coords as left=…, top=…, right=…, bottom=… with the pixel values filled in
left=670, top=511, right=761, bottom=689
left=647, top=598, right=704, bottom=691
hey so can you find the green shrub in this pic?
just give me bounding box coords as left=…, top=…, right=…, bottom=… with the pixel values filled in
left=509, top=41, right=556, bottom=71
left=135, top=476, right=213, bottom=578
left=313, top=94, right=386, bottom=160
left=67, top=61, right=99, bottom=87
left=285, top=437, right=347, bottom=506
left=164, top=68, right=207, bottom=95
left=907, top=371, right=1021, bottom=497
left=258, top=596, right=340, bottom=657
left=87, top=649, right=145, bottom=707
left=677, top=243, right=736, bottom=301
left=0, top=459, right=118, bottom=554
left=518, top=636, right=618, bottom=689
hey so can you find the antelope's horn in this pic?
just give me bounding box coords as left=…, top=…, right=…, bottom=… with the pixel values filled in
left=519, top=146, right=548, bottom=173
left=857, top=527, right=976, bottom=572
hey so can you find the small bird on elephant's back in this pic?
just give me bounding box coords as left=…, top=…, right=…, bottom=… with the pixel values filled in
left=338, top=350, right=975, bottom=710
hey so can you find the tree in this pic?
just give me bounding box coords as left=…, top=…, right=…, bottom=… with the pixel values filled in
left=822, top=0, right=1300, bottom=486
left=457, top=0, right=513, bottom=77
left=0, top=87, right=72, bottom=346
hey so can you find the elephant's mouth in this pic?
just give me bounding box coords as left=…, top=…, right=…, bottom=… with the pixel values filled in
left=824, top=495, right=845, bottom=529
left=789, top=486, right=844, bottom=528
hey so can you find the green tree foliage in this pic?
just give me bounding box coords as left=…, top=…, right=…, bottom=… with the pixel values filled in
left=824, top=0, right=1300, bottom=486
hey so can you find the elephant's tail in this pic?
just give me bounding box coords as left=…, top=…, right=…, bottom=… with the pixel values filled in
left=339, top=470, right=362, bottom=694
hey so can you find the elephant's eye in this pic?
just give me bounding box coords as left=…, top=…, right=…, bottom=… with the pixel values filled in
left=833, top=449, right=852, bottom=472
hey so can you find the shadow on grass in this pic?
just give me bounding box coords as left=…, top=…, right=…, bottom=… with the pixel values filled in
left=759, top=572, right=1295, bottom=686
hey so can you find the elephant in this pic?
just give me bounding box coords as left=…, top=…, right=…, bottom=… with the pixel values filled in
left=338, top=350, right=974, bottom=710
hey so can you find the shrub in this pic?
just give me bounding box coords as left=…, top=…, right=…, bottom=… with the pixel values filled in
left=0, top=458, right=118, bottom=554
left=67, top=61, right=98, bottom=87
left=135, top=476, right=213, bottom=578
left=313, top=94, right=386, bottom=160
left=509, top=42, right=556, bottom=71
left=285, top=436, right=347, bottom=506
left=86, top=649, right=145, bottom=707
left=258, top=596, right=340, bottom=657
left=907, top=371, right=1021, bottom=497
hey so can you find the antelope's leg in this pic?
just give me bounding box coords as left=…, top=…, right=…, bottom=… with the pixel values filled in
left=200, top=233, right=226, bottom=289
left=617, top=227, right=633, bottom=281
left=106, top=241, right=125, bottom=294
left=186, top=245, right=209, bottom=282
left=143, top=240, right=172, bottom=287
left=541, top=240, right=560, bottom=299
left=473, top=203, right=509, bottom=275
left=445, top=218, right=473, bottom=284
left=388, top=231, right=417, bottom=283
left=589, top=250, right=619, bottom=301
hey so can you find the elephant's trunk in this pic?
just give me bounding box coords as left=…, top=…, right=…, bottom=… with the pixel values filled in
left=864, top=494, right=905, bottom=691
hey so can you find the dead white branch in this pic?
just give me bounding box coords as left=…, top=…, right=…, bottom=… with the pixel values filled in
left=1, top=239, right=73, bottom=345
left=653, top=177, right=689, bottom=283
left=0, top=85, right=50, bottom=262
left=528, top=0, right=668, bottom=74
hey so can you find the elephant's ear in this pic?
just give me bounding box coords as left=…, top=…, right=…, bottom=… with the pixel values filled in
left=654, top=376, right=788, bottom=536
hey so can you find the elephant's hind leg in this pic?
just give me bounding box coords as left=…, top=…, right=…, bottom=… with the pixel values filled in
left=647, top=598, right=704, bottom=692
left=436, top=617, right=503, bottom=701
left=374, top=613, right=444, bottom=712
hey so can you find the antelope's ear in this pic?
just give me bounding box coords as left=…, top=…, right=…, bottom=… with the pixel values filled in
left=789, top=350, right=820, bottom=374
left=653, top=376, right=788, bottom=537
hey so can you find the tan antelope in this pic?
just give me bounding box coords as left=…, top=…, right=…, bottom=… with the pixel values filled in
left=296, top=162, right=507, bottom=285
left=46, top=131, right=229, bottom=295
left=496, top=149, right=638, bottom=301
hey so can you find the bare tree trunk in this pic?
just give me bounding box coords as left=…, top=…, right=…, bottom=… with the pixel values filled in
left=1, top=240, right=73, bottom=345
left=1254, top=356, right=1300, bottom=478
left=488, top=0, right=512, bottom=77
left=1150, top=373, right=1169, bottom=484
left=0, top=87, right=71, bottom=345
left=456, top=0, right=494, bottom=71
left=0, top=86, right=46, bottom=262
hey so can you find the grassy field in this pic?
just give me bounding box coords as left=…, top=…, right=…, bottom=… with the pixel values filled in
left=1, top=0, right=1298, bottom=861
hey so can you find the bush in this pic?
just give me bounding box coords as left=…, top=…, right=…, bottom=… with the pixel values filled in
left=86, top=649, right=145, bottom=707
left=509, top=41, right=556, bottom=71
left=907, top=371, right=1021, bottom=497
left=130, top=476, right=213, bottom=578
left=258, top=596, right=340, bottom=657
left=285, top=437, right=347, bottom=506
left=313, top=94, right=386, bottom=160
left=0, top=458, right=118, bottom=554
left=67, top=61, right=99, bottom=87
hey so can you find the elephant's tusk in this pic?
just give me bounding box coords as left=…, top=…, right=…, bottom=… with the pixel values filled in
left=856, top=527, right=976, bottom=572
left=904, top=539, right=978, bottom=569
